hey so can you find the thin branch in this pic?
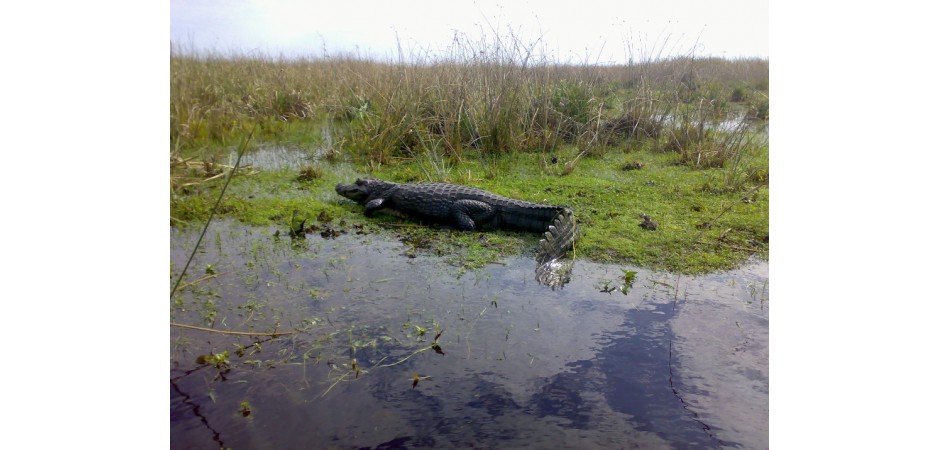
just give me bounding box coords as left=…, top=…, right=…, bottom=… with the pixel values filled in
left=170, top=322, right=299, bottom=337
left=375, top=346, right=433, bottom=369
left=174, top=272, right=226, bottom=291
left=319, top=371, right=351, bottom=398
left=171, top=128, right=255, bottom=297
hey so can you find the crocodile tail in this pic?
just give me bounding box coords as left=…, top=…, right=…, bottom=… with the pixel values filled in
left=536, top=209, right=580, bottom=266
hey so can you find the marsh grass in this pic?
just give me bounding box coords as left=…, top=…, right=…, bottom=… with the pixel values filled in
left=170, top=34, right=768, bottom=273
left=171, top=37, right=767, bottom=170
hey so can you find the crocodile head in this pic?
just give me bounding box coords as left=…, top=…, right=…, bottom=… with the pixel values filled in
left=335, top=178, right=384, bottom=204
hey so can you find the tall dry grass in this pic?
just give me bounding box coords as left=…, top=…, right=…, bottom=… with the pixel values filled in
left=170, top=35, right=768, bottom=176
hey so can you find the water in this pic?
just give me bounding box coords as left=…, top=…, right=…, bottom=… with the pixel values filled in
left=655, top=112, right=763, bottom=134
left=170, top=221, right=768, bottom=449
left=229, top=123, right=340, bottom=170
left=227, top=144, right=317, bottom=170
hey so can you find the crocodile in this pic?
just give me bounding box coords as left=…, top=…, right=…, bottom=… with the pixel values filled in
left=335, top=178, right=580, bottom=268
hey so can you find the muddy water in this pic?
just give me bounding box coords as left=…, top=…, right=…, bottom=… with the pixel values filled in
left=170, top=221, right=768, bottom=449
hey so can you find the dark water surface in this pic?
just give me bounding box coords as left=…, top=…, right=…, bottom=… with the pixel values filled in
left=171, top=221, right=768, bottom=449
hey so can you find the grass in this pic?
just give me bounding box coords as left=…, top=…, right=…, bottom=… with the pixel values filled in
left=170, top=35, right=768, bottom=275
left=171, top=39, right=768, bottom=159
left=171, top=143, right=767, bottom=274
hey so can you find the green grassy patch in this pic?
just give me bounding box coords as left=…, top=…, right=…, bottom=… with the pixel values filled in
left=171, top=142, right=767, bottom=274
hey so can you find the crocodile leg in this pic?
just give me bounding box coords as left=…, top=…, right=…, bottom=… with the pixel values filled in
left=451, top=199, right=498, bottom=231
left=364, top=198, right=386, bottom=217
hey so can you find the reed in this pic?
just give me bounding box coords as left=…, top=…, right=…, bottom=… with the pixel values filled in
left=170, top=35, right=770, bottom=277
left=170, top=35, right=768, bottom=182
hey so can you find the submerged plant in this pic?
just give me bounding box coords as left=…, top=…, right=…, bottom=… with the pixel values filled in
left=196, top=351, right=230, bottom=369
left=411, top=372, right=431, bottom=389
left=621, top=269, right=638, bottom=294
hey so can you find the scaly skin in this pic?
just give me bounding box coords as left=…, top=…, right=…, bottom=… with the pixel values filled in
left=335, top=178, right=579, bottom=260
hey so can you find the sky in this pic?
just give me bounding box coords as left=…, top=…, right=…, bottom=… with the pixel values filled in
left=170, top=0, right=768, bottom=62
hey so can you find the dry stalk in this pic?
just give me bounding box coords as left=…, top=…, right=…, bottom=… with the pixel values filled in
left=174, top=272, right=226, bottom=291
left=170, top=322, right=300, bottom=337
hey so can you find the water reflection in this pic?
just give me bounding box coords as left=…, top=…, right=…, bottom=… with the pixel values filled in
left=170, top=221, right=767, bottom=449
left=534, top=257, right=574, bottom=289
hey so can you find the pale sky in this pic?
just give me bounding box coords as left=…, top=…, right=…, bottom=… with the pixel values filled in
left=170, top=0, right=768, bottom=62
